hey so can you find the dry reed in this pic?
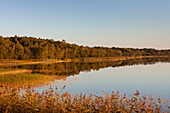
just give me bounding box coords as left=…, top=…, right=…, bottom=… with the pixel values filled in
left=0, top=86, right=169, bottom=113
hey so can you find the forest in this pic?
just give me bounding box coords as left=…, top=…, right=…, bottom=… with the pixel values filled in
left=0, top=35, right=170, bottom=60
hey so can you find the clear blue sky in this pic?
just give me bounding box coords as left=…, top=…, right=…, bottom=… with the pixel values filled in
left=0, top=0, right=170, bottom=49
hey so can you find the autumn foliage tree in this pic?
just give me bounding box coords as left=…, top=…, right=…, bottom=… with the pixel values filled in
left=0, top=35, right=169, bottom=60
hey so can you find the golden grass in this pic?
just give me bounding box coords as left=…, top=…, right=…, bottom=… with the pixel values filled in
left=0, top=73, right=58, bottom=89
left=0, top=59, right=70, bottom=67
left=0, top=86, right=169, bottom=113
left=0, top=69, right=32, bottom=75
left=0, top=56, right=168, bottom=66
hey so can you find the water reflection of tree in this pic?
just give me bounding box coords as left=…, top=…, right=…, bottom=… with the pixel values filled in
left=1, top=57, right=170, bottom=76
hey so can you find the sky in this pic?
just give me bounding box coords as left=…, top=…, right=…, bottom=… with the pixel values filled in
left=0, top=0, right=170, bottom=49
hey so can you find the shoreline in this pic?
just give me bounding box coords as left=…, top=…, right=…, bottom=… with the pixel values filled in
left=0, top=55, right=169, bottom=67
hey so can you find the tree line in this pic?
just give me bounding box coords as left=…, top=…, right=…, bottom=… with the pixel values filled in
left=0, top=35, right=170, bottom=60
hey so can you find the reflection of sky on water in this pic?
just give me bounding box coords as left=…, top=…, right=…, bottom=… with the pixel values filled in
left=34, top=62, right=170, bottom=100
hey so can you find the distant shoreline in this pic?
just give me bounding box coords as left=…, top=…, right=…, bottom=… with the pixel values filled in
left=0, top=56, right=169, bottom=67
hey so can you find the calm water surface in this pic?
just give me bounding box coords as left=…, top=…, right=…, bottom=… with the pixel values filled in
left=1, top=58, right=170, bottom=99
left=34, top=62, right=170, bottom=100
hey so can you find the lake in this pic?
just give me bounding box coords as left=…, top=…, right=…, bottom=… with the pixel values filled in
left=0, top=57, right=170, bottom=100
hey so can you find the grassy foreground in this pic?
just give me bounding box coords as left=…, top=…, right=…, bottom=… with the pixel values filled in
left=0, top=86, right=169, bottom=113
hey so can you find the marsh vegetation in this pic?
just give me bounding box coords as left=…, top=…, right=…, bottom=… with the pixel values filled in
left=0, top=56, right=170, bottom=112
left=0, top=86, right=169, bottom=112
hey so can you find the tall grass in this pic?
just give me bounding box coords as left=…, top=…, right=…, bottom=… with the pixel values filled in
left=0, top=86, right=169, bottom=113
left=0, top=73, right=57, bottom=88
